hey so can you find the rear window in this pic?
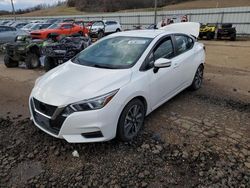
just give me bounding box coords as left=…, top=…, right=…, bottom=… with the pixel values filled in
left=174, top=35, right=194, bottom=55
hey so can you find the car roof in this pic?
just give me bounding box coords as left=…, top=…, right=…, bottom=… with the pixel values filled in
left=111, top=30, right=173, bottom=39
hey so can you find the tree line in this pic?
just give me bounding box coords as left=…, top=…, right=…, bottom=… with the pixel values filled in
left=0, top=1, right=65, bottom=15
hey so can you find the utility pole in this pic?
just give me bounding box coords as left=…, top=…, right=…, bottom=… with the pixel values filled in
left=154, top=0, right=158, bottom=27
left=10, top=0, right=16, bottom=21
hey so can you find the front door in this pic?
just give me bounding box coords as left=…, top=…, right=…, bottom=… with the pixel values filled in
left=146, top=36, right=179, bottom=110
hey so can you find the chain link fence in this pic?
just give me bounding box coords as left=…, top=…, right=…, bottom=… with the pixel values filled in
left=1, top=6, right=250, bottom=35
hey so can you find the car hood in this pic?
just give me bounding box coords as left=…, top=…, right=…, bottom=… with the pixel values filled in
left=32, top=61, right=132, bottom=106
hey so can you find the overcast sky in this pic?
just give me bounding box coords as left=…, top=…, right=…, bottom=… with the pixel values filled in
left=0, top=0, right=66, bottom=11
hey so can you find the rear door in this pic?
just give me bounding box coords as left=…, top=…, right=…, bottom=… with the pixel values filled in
left=171, top=34, right=196, bottom=86
left=104, top=21, right=116, bottom=33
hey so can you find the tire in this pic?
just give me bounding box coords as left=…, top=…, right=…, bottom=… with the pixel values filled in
left=25, top=53, right=40, bottom=69
left=78, top=31, right=83, bottom=36
left=206, top=32, right=213, bottom=40
left=97, top=30, right=104, bottom=39
left=230, top=34, right=236, bottom=41
left=117, top=99, right=146, bottom=142
left=4, top=55, right=18, bottom=68
left=190, top=65, right=204, bottom=90
left=116, top=28, right=121, bottom=32
left=44, top=56, right=57, bottom=72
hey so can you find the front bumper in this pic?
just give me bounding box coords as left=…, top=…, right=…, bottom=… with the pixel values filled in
left=29, top=97, right=120, bottom=143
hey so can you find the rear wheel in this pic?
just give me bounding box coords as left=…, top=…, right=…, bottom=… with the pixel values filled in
left=4, top=55, right=18, bottom=68
left=97, top=30, right=104, bottom=39
left=44, top=56, right=57, bottom=72
left=117, top=99, right=146, bottom=142
left=206, top=32, right=214, bottom=40
left=25, top=53, right=40, bottom=69
left=230, top=34, right=236, bottom=41
left=116, top=28, right=121, bottom=32
left=190, top=65, right=204, bottom=90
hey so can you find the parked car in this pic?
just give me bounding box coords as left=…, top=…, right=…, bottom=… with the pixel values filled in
left=0, top=26, right=28, bottom=45
left=103, top=20, right=121, bottom=33
left=23, top=23, right=51, bottom=33
left=29, top=22, right=205, bottom=143
left=89, top=21, right=106, bottom=39
left=30, top=23, right=89, bottom=40
left=21, top=23, right=36, bottom=31
left=217, top=23, right=236, bottom=41
left=89, top=20, right=121, bottom=38
left=46, top=19, right=61, bottom=24
left=11, top=22, right=28, bottom=29
left=0, top=20, right=10, bottom=25
left=5, top=21, right=15, bottom=26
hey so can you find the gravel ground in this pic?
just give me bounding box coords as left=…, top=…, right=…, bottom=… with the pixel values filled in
left=0, top=40, right=250, bottom=187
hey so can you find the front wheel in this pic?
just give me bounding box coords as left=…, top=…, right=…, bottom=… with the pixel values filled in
left=25, top=53, right=40, bottom=69
left=4, top=55, right=18, bottom=68
left=190, top=65, right=204, bottom=90
left=44, top=56, right=57, bottom=72
left=117, top=99, right=146, bottom=142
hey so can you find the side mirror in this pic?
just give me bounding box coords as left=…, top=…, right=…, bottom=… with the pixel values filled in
left=153, top=58, right=171, bottom=73
left=154, top=58, right=171, bottom=68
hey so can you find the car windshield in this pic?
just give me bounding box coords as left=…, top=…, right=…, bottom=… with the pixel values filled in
left=73, top=36, right=152, bottom=69
left=31, top=24, right=42, bottom=30
left=22, top=23, right=34, bottom=29
left=92, top=22, right=104, bottom=27
left=48, top=23, right=60, bottom=29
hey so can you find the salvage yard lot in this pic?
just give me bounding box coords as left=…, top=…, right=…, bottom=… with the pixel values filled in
left=0, top=40, right=250, bottom=187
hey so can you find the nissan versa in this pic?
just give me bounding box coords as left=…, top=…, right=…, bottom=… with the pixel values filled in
left=29, top=22, right=205, bottom=143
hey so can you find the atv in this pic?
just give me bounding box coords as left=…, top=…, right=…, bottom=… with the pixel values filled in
left=42, top=35, right=91, bottom=72
left=3, top=35, right=44, bottom=69
left=199, top=24, right=217, bottom=40
left=217, top=23, right=236, bottom=41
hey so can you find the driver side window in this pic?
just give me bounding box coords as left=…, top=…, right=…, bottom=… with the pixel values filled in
left=62, top=24, right=73, bottom=29
left=147, top=37, right=174, bottom=68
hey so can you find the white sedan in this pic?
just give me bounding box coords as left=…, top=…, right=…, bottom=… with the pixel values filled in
left=29, top=22, right=205, bottom=143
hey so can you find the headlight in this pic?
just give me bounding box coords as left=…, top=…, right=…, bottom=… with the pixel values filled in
left=62, top=89, right=119, bottom=117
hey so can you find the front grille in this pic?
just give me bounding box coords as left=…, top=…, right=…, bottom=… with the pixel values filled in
left=31, top=98, right=66, bottom=135
left=33, top=98, right=57, bottom=117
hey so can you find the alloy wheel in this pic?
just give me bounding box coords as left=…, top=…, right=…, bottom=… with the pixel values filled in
left=194, top=66, right=203, bottom=88
left=124, top=104, right=144, bottom=138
